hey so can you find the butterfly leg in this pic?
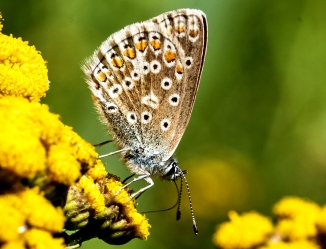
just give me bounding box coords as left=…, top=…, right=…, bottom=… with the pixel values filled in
left=130, top=177, right=154, bottom=199
left=115, top=174, right=154, bottom=199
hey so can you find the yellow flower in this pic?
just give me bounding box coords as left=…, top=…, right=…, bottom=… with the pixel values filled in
left=0, top=188, right=65, bottom=249
left=64, top=161, right=150, bottom=246
left=213, top=211, right=273, bottom=249
left=259, top=241, right=320, bottom=249
left=273, top=197, right=321, bottom=240
left=0, top=188, right=65, bottom=234
left=0, top=96, right=98, bottom=197
left=0, top=13, right=150, bottom=247
left=1, top=241, right=25, bottom=249
left=0, top=25, right=49, bottom=101
left=316, top=205, right=326, bottom=234
left=23, top=228, right=65, bottom=249
left=0, top=13, right=3, bottom=32
left=0, top=199, right=26, bottom=242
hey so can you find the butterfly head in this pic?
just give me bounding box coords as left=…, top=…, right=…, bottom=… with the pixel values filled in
left=161, top=158, right=185, bottom=181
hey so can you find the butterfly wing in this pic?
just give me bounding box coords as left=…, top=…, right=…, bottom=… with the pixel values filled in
left=83, top=9, right=207, bottom=159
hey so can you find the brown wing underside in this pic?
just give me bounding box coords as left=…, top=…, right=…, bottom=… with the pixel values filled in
left=83, top=9, right=207, bottom=159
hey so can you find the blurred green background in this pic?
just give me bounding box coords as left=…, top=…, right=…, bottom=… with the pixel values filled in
left=1, top=0, right=326, bottom=248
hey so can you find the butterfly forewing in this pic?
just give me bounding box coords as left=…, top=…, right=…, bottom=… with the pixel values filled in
left=83, top=9, right=207, bottom=160
left=150, top=9, right=208, bottom=159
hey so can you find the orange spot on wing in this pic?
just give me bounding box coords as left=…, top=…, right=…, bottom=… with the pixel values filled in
left=123, top=47, right=136, bottom=59
left=135, top=41, right=147, bottom=52
left=150, top=40, right=161, bottom=50
left=97, top=72, right=107, bottom=82
left=189, top=30, right=199, bottom=38
left=164, top=51, right=176, bottom=63
left=111, top=56, right=124, bottom=68
left=175, top=26, right=185, bottom=33
left=94, top=81, right=100, bottom=90
left=176, top=63, right=183, bottom=74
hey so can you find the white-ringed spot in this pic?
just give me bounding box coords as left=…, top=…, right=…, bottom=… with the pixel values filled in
left=141, top=111, right=152, bottom=124
left=109, top=84, right=122, bottom=98
left=185, top=57, right=193, bottom=68
left=106, top=102, right=118, bottom=113
left=161, top=77, right=173, bottom=90
left=122, top=77, right=134, bottom=90
left=169, top=93, right=180, bottom=106
left=131, top=69, right=140, bottom=81
left=127, top=111, right=137, bottom=124
left=161, top=118, right=171, bottom=131
left=150, top=60, right=161, bottom=74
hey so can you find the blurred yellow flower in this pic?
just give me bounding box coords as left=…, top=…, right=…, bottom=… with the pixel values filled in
left=213, top=196, right=326, bottom=249
left=186, top=157, right=263, bottom=219
left=213, top=211, right=273, bottom=249
left=260, top=241, right=320, bottom=249
left=23, top=228, right=65, bottom=249
left=0, top=188, right=65, bottom=249
left=316, top=205, right=326, bottom=234
left=0, top=13, right=3, bottom=32
left=0, top=96, right=96, bottom=191
left=273, top=197, right=321, bottom=240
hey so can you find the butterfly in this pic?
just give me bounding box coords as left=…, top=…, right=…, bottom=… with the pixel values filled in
left=82, top=8, right=207, bottom=234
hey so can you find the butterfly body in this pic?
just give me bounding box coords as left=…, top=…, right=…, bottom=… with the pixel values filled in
left=83, top=8, right=207, bottom=196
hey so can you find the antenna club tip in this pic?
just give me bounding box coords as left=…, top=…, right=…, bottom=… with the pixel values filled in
left=193, top=224, right=198, bottom=235
left=176, top=210, right=181, bottom=220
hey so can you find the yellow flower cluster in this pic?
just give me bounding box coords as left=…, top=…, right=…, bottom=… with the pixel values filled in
left=273, top=197, right=321, bottom=240
left=0, top=13, right=150, bottom=248
left=213, top=211, right=273, bottom=248
left=0, top=188, right=65, bottom=248
left=64, top=161, right=150, bottom=247
left=0, top=97, right=97, bottom=189
left=213, top=196, right=326, bottom=249
left=0, top=14, right=49, bottom=102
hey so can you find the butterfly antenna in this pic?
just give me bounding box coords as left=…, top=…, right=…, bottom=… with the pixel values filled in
left=179, top=169, right=198, bottom=235
left=176, top=177, right=182, bottom=220
left=142, top=181, right=180, bottom=214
